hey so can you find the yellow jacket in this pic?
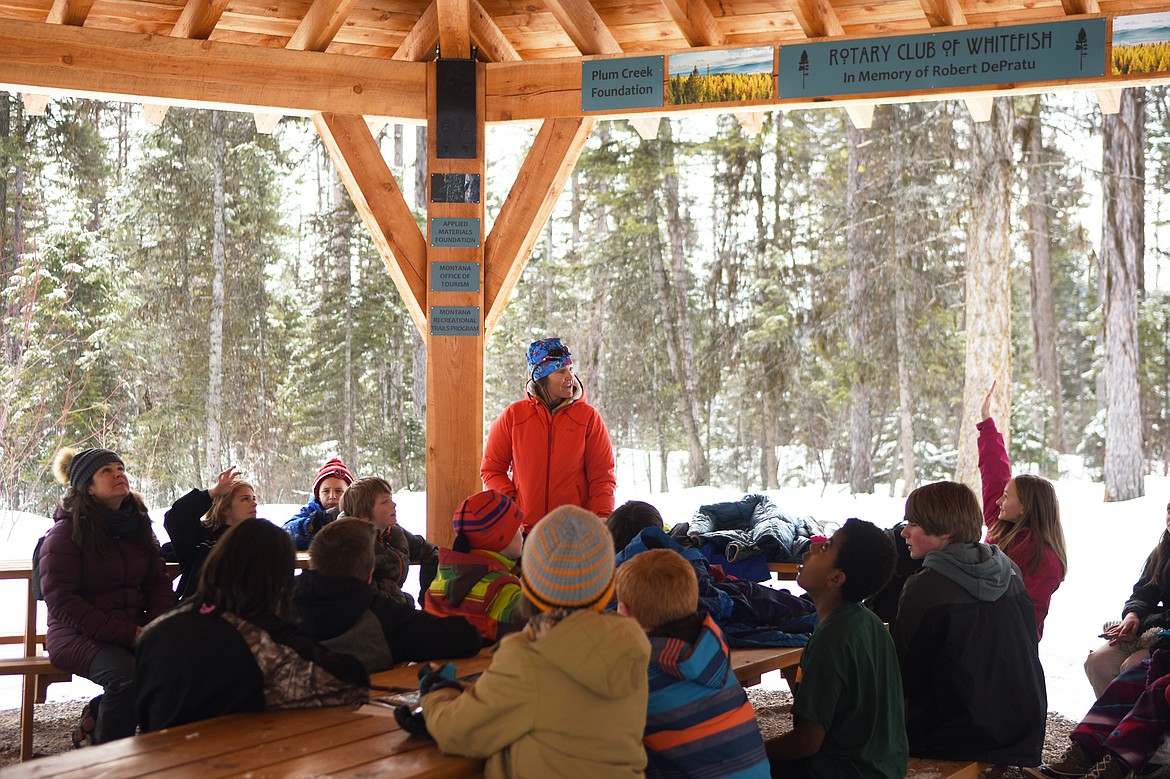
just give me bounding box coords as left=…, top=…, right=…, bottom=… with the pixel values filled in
left=423, top=609, right=651, bottom=779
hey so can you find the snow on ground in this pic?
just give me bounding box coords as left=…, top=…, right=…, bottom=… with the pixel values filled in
left=0, top=468, right=1163, bottom=720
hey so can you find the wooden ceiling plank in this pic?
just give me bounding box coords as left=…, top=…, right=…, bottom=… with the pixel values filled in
left=734, top=111, right=764, bottom=133
left=789, top=0, right=844, bottom=39
left=0, top=18, right=428, bottom=118
left=630, top=114, right=660, bottom=138
left=470, top=0, right=520, bottom=61
left=393, top=0, right=438, bottom=60
left=171, top=0, right=230, bottom=39
left=314, top=111, right=428, bottom=333
left=287, top=0, right=360, bottom=52
left=437, top=0, right=471, bottom=58
left=657, top=0, right=725, bottom=47
left=541, top=0, right=622, bottom=54
left=484, top=115, right=595, bottom=334
left=45, top=0, right=95, bottom=26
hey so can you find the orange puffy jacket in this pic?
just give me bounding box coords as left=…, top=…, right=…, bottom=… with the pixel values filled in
left=481, top=385, right=616, bottom=529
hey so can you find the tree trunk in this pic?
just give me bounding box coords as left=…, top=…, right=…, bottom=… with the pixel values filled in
left=760, top=391, right=779, bottom=489
left=1101, top=88, right=1146, bottom=501
left=1023, top=96, right=1063, bottom=457
left=893, top=197, right=917, bottom=497
left=414, top=126, right=427, bottom=212
left=846, top=121, right=874, bottom=494
left=656, top=119, right=710, bottom=486
left=330, top=167, right=356, bottom=466
left=954, top=99, right=1013, bottom=490
left=205, top=111, right=227, bottom=473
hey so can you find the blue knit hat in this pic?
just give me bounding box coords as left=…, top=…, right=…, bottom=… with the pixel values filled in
left=452, top=490, right=524, bottom=553
left=521, top=506, right=614, bottom=612
left=527, top=338, right=572, bottom=382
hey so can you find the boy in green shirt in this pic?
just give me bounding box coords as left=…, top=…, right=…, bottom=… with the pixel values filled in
left=766, top=518, right=908, bottom=779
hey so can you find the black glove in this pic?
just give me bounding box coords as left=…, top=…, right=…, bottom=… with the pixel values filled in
left=309, top=508, right=337, bottom=534
left=418, top=662, right=464, bottom=697
left=394, top=704, right=432, bottom=738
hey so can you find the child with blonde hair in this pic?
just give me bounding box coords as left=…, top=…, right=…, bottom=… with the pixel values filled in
left=616, top=547, right=769, bottom=779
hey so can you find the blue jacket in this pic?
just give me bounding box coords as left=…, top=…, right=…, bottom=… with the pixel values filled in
left=283, top=498, right=327, bottom=551
left=616, top=528, right=817, bottom=647
left=644, top=612, right=770, bottom=779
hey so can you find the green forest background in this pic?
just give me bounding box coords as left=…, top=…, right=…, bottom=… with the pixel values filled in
left=2, top=89, right=1169, bottom=514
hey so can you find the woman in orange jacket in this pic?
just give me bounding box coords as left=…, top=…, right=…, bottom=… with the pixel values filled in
left=481, top=338, right=616, bottom=530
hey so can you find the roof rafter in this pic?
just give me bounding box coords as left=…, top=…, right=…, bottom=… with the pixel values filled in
left=288, top=0, right=361, bottom=53
left=45, top=0, right=94, bottom=26
left=437, top=0, right=472, bottom=58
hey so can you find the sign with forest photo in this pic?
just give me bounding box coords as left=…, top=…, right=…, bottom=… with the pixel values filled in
left=667, top=48, right=774, bottom=105
left=1112, top=12, right=1170, bottom=74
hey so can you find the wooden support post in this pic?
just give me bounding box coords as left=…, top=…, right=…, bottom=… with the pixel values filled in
left=425, top=59, right=486, bottom=548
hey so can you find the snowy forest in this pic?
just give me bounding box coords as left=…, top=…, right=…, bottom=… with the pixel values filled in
left=2, top=87, right=1169, bottom=515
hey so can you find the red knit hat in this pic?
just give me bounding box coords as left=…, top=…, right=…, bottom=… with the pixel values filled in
left=452, top=490, right=524, bottom=553
left=313, top=457, right=354, bottom=502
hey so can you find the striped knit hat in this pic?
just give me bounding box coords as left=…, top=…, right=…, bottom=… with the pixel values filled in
left=453, top=490, right=524, bottom=553
left=521, top=506, right=615, bottom=612
left=63, top=448, right=124, bottom=491
left=313, top=458, right=354, bottom=502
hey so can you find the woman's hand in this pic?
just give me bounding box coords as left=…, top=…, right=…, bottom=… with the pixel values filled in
left=1105, top=612, right=1142, bottom=644
left=208, top=466, right=242, bottom=499
left=981, top=380, right=997, bottom=421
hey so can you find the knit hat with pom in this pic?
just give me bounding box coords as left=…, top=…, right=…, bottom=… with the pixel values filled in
left=452, top=490, right=524, bottom=553
left=313, top=458, right=354, bottom=502
left=521, top=505, right=614, bottom=612
left=53, top=447, right=123, bottom=492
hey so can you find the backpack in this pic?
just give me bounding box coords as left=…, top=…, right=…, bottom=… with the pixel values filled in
left=30, top=534, right=47, bottom=601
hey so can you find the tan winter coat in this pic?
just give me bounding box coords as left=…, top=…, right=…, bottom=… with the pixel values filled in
left=422, top=608, right=651, bottom=779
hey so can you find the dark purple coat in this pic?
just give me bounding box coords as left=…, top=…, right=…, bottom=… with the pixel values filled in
left=41, top=503, right=175, bottom=674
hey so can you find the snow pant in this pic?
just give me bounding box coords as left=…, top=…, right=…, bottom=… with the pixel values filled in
left=1071, top=660, right=1170, bottom=773
left=87, top=644, right=137, bottom=744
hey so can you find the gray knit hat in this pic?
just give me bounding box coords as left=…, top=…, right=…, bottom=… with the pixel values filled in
left=521, top=505, right=614, bottom=612
left=67, top=448, right=123, bottom=491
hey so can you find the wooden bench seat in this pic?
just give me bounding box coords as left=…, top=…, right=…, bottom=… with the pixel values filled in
left=905, top=758, right=988, bottom=779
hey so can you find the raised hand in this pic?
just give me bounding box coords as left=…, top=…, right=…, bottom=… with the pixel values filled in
left=981, top=380, right=998, bottom=421
left=208, top=466, right=242, bottom=499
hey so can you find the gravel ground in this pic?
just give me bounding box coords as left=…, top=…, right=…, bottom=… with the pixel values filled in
left=0, top=692, right=1084, bottom=771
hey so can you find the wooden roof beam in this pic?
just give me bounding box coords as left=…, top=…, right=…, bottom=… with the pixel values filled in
left=394, top=1, right=438, bottom=61
left=288, top=0, right=360, bottom=53
left=916, top=0, right=999, bottom=122
left=170, top=0, right=229, bottom=40
left=45, top=0, right=94, bottom=26
left=314, top=112, right=428, bottom=333
left=543, top=0, right=623, bottom=55
left=485, top=116, right=595, bottom=334
left=1054, top=0, right=1118, bottom=113
left=0, top=19, right=428, bottom=118
left=437, top=0, right=471, bottom=59
left=789, top=0, right=844, bottom=39
left=471, top=0, right=520, bottom=62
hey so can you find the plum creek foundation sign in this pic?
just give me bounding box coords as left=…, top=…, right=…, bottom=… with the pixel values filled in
left=430, top=306, right=480, bottom=337
left=430, top=217, right=481, bottom=248
left=582, top=56, right=665, bottom=112
left=779, top=18, right=1106, bottom=99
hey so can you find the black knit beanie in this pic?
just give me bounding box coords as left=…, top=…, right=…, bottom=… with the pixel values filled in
left=70, top=448, right=123, bottom=491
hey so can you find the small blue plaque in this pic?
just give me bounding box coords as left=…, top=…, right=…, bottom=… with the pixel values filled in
left=582, top=56, right=664, bottom=112
left=431, top=262, right=480, bottom=293
left=430, top=217, right=482, bottom=248
left=430, top=306, right=481, bottom=337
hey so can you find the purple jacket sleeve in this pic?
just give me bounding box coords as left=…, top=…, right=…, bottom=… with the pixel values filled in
left=976, top=417, right=1011, bottom=532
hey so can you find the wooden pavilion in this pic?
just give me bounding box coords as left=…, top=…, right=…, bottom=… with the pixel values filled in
left=0, top=0, right=1167, bottom=543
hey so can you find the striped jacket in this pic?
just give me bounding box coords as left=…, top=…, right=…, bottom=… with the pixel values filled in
left=425, top=547, right=524, bottom=643
left=644, top=613, right=770, bottom=779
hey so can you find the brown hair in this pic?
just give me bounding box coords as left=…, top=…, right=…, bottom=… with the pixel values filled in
left=614, top=549, right=698, bottom=631
left=339, top=477, right=393, bottom=521
left=903, top=481, right=982, bottom=544
left=194, top=519, right=295, bottom=621
left=309, top=518, right=377, bottom=581
left=1139, top=507, right=1170, bottom=587
left=203, top=481, right=255, bottom=533
left=987, top=475, right=1067, bottom=578
left=61, top=487, right=155, bottom=558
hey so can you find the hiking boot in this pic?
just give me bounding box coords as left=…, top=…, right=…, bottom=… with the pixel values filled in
left=70, top=694, right=101, bottom=749
left=1084, top=755, right=1135, bottom=779
left=1042, top=743, right=1099, bottom=777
